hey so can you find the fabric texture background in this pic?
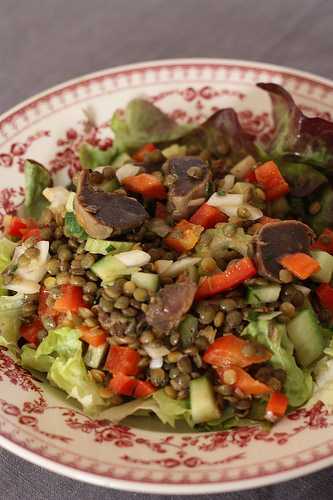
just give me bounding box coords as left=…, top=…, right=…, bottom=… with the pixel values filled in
left=0, top=0, right=333, bottom=498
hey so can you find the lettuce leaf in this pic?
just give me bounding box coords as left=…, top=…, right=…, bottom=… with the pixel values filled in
left=242, top=319, right=312, bottom=407
left=24, top=159, right=52, bottom=218
left=110, top=98, right=190, bottom=153
left=36, top=327, right=81, bottom=358
left=278, top=161, right=327, bottom=197
left=64, top=212, right=88, bottom=240
left=79, top=143, right=117, bottom=170
left=196, top=224, right=252, bottom=258
left=308, top=186, right=333, bottom=234
left=0, top=294, right=24, bottom=347
left=48, top=349, right=107, bottom=415
left=21, top=345, right=54, bottom=372
left=257, top=83, right=333, bottom=168
left=0, top=237, right=17, bottom=273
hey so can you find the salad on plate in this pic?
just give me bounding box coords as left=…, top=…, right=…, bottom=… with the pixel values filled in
left=2, top=82, right=333, bottom=431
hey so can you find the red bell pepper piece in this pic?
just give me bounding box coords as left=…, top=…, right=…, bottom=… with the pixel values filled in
left=278, top=252, right=320, bottom=280
left=123, top=173, right=167, bottom=199
left=316, top=283, right=333, bottom=311
left=20, top=319, right=44, bottom=346
left=109, top=373, right=137, bottom=396
left=134, top=380, right=156, bottom=398
left=21, top=227, right=41, bottom=241
left=203, top=334, right=272, bottom=368
left=195, top=257, right=257, bottom=300
left=165, top=219, right=204, bottom=253
left=80, top=326, right=108, bottom=347
left=255, top=161, right=289, bottom=200
left=53, top=285, right=85, bottom=313
left=190, top=203, right=227, bottom=229
left=265, top=391, right=288, bottom=420
left=216, top=366, right=271, bottom=396
left=312, top=228, right=333, bottom=254
left=132, top=143, right=156, bottom=163
left=105, top=345, right=140, bottom=376
left=244, top=169, right=257, bottom=183
left=6, top=216, right=28, bottom=238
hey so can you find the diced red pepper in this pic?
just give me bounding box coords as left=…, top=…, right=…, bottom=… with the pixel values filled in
left=278, top=252, right=320, bottom=280
left=216, top=366, right=271, bottom=396
left=109, top=373, right=137, bottom=396
left=203, top=334, right=272, bottom=368
left=265, top=391, right=288, bottom=420
left=20, top=319, right=44, bottom=346
left=244, top=169, right=257, bottom=183
left=134, top=380, right=156, bottom=398
left=6, top=216, right=28, bottom=238
left=316, top=283, right=333, bottom=311
left=53, top=285, right=85, bottom=313
left=312, top=228, right=333, bottom=254
left=255, top=161, right=289, bottom=200
left=195, top=257, right=257, bottom=300
left=165, top=219, right=204, bottom=253
left=132, top=143, right=156, bottom=163
left=123, top=173, right=167, bottom=199
left=155, top=201, right=168, bottom=219
left=21, top=227, right=41, bottom=241
left=80, top=326, right=107, bottom=347
left=105, top=345, right=140, bottom=376
left=190, top=203, right=227, bottom=229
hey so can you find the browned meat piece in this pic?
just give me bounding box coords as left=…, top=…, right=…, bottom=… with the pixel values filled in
left=146, top=277, right=197, bottom=335
left=166, top=156, right=211, bottom=220
left=254, top=220, right=315, bottom=282
left=74, top=171, right=148, bottom=238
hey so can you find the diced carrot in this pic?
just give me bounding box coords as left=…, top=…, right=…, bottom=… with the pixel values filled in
left=155, top=201, right=168, bottom=219
left=312, top=228, right=333, bottom=254
left=255, top=161, right=289, bottom=200
left=203, top=334, right=272, bottom=368
left=132, top=143, right=156, bottom=163
left=80, top=326, right=107, bottom=347
left=216, top=366, right=271, bottom=396
left=105, top=345, right=140, bottom=376
left=123, top=173, right=167, bottom=199
left=53, top=285, right=86, bottom=313
left=109, top=373, right=137, bottom=396
left=279, top=252, right=320, bottom=280
left=134, top=380, right=156, bottom=398
left=265, top=391, right=288, bottom=419
left=316, top=283, right=333, bottom=311
left=190, top=203, right=227, bottom=229
left=195, top=257, right=257, bottom=300
left=165, top=219, right=204, bottom=253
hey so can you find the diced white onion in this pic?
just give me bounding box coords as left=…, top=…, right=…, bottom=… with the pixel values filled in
left=43, top=187, right=71, bottom=215
left=294, top=284, right=312, bottom=296
left=144, top=344, right=170, bottom=359
left=188, top=197, right=206, bottom=208
left=222, top=203, right=263, bottom=221
left=6, top=278, right=40, bottom=294
left=155, top=260, right=173, bottom=274
left=231, top=155, right=256, bottom=179
left=207, top=193, right=244, bottom=208
left=116, top=164, right=141, bottom=182
left=36, top=240, right=49, bottom=264
left=149, top=357, right=164, bottom=369
left=115, top=250, right=151, bottom=267
left=162, top=257, right=201, bottom=277
left=223, top=174, right=235, bottom=192
left=16, top=240, right=49, bottom=283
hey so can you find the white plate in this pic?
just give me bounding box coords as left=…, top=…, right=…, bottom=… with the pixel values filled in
left=1, top=58, right=333, bottom=494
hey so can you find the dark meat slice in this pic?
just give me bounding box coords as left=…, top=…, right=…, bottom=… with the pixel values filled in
left=75, top=171, right=148, bottom=238
left=254, top=220, right=315, bottom=282
left=166, top=156, right=211, bottom=220
left=146, top=277, right=197, bottom=335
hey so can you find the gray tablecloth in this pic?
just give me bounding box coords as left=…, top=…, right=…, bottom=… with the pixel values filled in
left=1, top=0, right=333, bottom=498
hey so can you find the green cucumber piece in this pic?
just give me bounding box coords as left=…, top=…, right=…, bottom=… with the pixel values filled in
left=131, top=272, right=159, bottom=292
left=190, top=377, right=221, bottom=424
left=247, top=285, right=281, bottom=305
left=91, top=254, right=139, bottom=283
left=84, top=343, right=108, bottom=369
left=85, top=238, right=134, bottom=256
left=310, top=250, right=333, bottom=283
left=287, top=308, right=324, bottom=367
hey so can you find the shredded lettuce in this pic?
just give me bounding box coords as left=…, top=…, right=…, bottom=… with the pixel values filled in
left=21, top=345, right=54, bottom=372
left=64, top=212, right=88, bottom=240
left=79, top=143, right=117, bottom=170
left=36, top=327, right=81, bottom=358
left=0, top=294, right=24, bottom=347
left=242, top=319, right=313, bottom=407
left=85, top=238, right=134, bottom=255
left=24, top=159, right=51, bottom=218
left=0, top=237, right=17, bottom=273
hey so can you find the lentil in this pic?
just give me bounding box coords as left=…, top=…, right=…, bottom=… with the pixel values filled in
left=114, top=296, right=130, bottom=309
left=84, top=281, right=97, bottom=295
left=99, top=297, right=114, bottom=313
left=280, top=301, right=296, bottom=318
left=44, top=276, right=57, bottom=289
left=47, top=258, right=60, bottom=275
left=225, top=310, right=242, bottom=328
left=215, top=384, right=233, bottom=396
left=70, top=275, right=86, bottom=287
left=171, top=373, right=191, bottom=390
left=170, top=331, right=180, bottom=346
left=150, top=368, right=167, bottom=387
left=279, top=269, right=293, bottom=283
left=84, top=317, right=98, bottom=328
left=268, top=377, right=282, bottom=392
left=237, top=206, right=250, bottom=219
left=167, top=351, right=182, bottom=363
left=195, top=336, right=209, bottom=351
left=123, top=307, right=138, bottom=317
left=90, top=369, right=105, bottom=383
left=140, top=330, right=155, bottom=344
left=123, top=281, right=136, bottom=295
left=309, top=201, right=321, bottom=215
left=133, top=288, right=148, bottom=302
left=78, top=307, right=94, bottom=319
left=169, top=367, right=180, bottom=379
left=220, top=298, right=237, bottom=311
left=196, top=302, right=216, bottom=324
left=177, top=388, right=189, bottom=400
left=214, top=311, right=225, bottom=328
left=56, top=272, right=70, bottom=285
left=223, top=368, right=237, bottom=385
left=177, top=355, right=192, bottom=374
left=187, top=166, right=203, bottom=179
left=57, top=245, right=72, bottom=261
left=164, top=385, right=177, bottom=399
left=81, top=253, right=95, bottom=269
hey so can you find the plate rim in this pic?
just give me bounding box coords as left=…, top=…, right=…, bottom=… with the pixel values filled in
left=1, top=57, right=333, bottom=494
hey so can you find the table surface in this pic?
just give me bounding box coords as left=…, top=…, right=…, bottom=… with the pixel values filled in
left=1, top=0, right=333, bottom=498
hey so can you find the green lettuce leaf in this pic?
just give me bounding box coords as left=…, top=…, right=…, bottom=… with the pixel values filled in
left=242, top=319, right=312, bottom=407
left=196, top=224, right=252, bottom=258
left=0, top=294, right=24, bottom=347
left=308, top=186, right=333, bottom=235
left=36, top=327, right=81, bottom=358
left=278, top=161, right=327, bottom=197
left=110, top=98, right=190, bottom=152
left=21, top=345, right=54, bottom=372
left=48, top=349, right=107, bottom=415
left=79, top=143, right=117, bottom=170
left=24, top=159, right=52, bottom=219
left=0, top=237, right=17, bottom=273
left=64, top=212, right=88, bottom=240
